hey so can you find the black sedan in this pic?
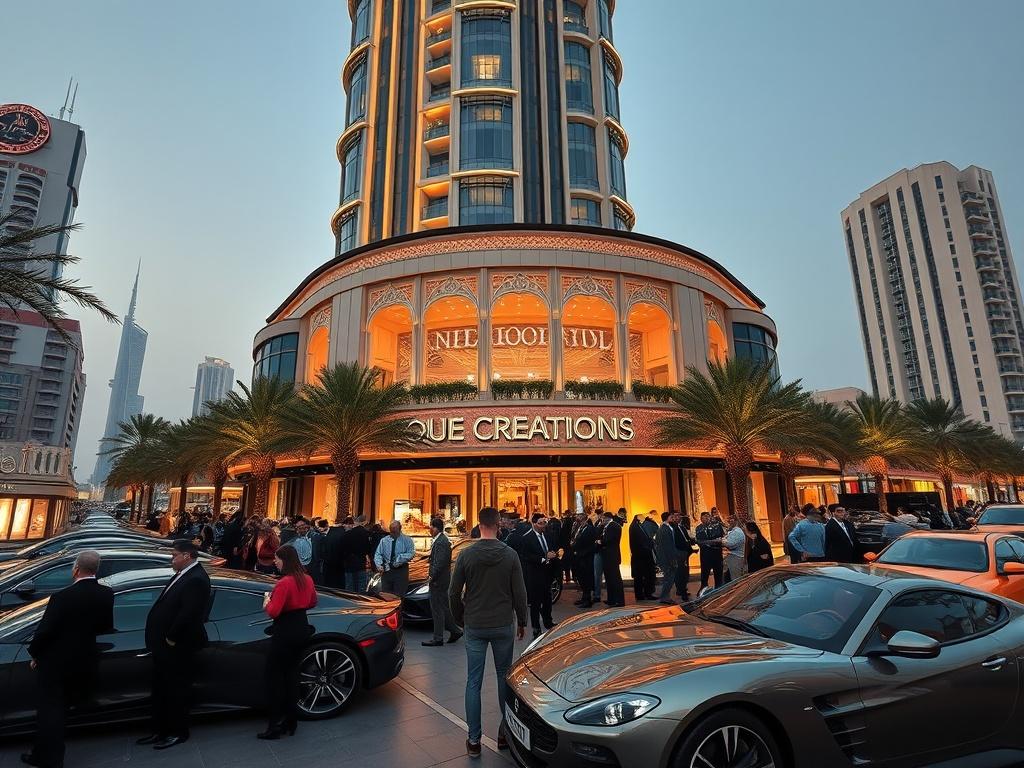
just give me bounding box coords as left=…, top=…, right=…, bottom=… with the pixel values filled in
left=0, top=548, right=224, bottom=614
left=0, top=567, right=404, bottom=733
left=369, top=538, right=562, bottom=623
left=849, top=510, right=928, bottom=557
left=0, top=529, right=171, bottom=563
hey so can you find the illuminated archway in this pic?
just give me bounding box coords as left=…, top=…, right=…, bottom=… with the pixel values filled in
left=562, top=295, right=618, bottom=382
left=490, top=292, right=550, bottom=381
left=707, top=319, right=728, bottom=365
left=367, top=304, right=413, bottom=386
left=304, top=325, right=330, bottom=384
left=424, top=296, right=478, bottom=384
left=627, top=302, right=673, bottom=385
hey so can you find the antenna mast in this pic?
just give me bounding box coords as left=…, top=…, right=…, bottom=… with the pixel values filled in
left=68, top=82, right=79, bottom=118
left=59, top=78, right=73, bottom=120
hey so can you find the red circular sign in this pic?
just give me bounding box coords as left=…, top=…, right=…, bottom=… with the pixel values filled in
left=0, top=104, right=51, bottom=155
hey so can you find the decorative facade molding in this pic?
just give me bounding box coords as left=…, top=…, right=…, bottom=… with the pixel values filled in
left=625, top=280, right=670, bottom=313
left=367, top=283, right=414, bottom=320
left=491, top=271, right=549, bottom=303
left=310, top=305, right=332, bottom=332
left=561, top=274, right=616, bottom=306
left=424, top=274, right=478, bottom=308
left=704, top=298, right=723, bottom=324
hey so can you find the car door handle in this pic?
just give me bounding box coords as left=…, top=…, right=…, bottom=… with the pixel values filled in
left=981, top=656, right=1007, bottom=669
left=135, top=652, right=152, bottom=658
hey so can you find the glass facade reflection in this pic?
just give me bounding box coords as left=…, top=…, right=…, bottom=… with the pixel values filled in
left=346, top=57, right=368, bottom=125
left=460, top=12, right=512, bottom=88
left=567, top=122, right=599, bottom=191
left=570, top=197, right=601, bottom=226
left=459, top=98, right=513, bottom=171
left=338, top=210, right=359, bottom=253
left=609, top=131, right=627, bottom=199
left=564, top=42, right=594, bottom=113
left=459, top=176, right=514, bottom=224
left=352, top=0, right=371, bottom=45
left=253, top=333, right=299, bottom=382
left=341, top=136, right=362, bottom=203
left=603, top=56, right=620, bottom=120
left=733, top=323, right=780, bottom=377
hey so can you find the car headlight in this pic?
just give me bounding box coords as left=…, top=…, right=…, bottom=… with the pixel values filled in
left=564, top=694, right=661, bottom=726
left=410, top=583, right=430, bottom=596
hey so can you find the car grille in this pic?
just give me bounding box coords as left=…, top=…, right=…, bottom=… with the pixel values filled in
left=506, top=689, right=558, bottom=753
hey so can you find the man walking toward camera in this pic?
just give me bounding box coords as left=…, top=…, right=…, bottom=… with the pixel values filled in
left=450, top=507, right=528, bottom=758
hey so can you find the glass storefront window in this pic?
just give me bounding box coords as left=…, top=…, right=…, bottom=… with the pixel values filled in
left=27, top=499, right=47, bottom=539
left=491, top=292, right=551, bottom=381
left=424, top=296, right=479, bottom=384
left=564, top=42, right=594, bottom=113
left=9, top=498, right=31, bottom=541
left=459, top=176, right=514, bottom=224
left=628, top=302, right=672, bottom=385
left=253, top=333, right=299, bottom=383
left=459, top=98, right=513, bottom=171
left=562, top=294, right=618, bottom=382
left=368, top=304, right=413, bottom=386
left=0, top=499, right=12, bottom=539
left=460, top=12, right=512, bottom=88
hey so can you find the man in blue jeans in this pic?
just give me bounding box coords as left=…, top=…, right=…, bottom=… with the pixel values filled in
left=450, top=506, right=528, bottom=758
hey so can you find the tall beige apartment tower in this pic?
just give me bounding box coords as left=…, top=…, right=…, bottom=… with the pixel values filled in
left=841, top=162, right=1024, bottom=440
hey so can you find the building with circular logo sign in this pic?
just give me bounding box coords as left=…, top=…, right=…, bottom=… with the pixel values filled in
left=0, top=104, right=51, bottom=155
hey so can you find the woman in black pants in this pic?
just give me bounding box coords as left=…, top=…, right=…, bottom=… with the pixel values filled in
left=258, top=544, right=317, bottom=739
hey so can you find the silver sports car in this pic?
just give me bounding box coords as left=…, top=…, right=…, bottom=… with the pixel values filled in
left=506, top=564, right=1024, bottom=768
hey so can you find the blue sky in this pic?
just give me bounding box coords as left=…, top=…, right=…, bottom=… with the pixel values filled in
left=5, top=0, right=1024, bottom=478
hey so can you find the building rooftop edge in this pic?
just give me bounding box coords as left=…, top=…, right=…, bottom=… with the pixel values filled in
left=841, top=160, right=991, bottom=213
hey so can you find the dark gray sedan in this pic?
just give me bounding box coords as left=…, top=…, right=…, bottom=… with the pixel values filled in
left=507, top=564, right=1024, bottom=768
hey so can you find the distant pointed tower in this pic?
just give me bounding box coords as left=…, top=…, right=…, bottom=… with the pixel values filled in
left=92, top=265, right=148, bottom=496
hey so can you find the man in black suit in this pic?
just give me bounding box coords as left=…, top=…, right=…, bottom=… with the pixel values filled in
left=824, top=506, right=859, bottom=563
left=570, top=511, right=596, bottom=608
left=23, top=551, right=114, bottom=768
left=137, top=540, right=212, bottom=750
left=422, top=517, right=462, bottom=646
left=521, top=513, right=558, bottom=638
left=628, top=513, right=656, bottom=600
left=321, top=518, right=350, bottom=588
left=596, top=511, right=625, bottom=607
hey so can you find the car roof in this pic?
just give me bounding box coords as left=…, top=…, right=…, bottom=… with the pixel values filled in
left=898, top=529, right=1006, bottom=542
left=783, top=562, right=977, bottom=591
left=101, top=566, right=279, bottom=591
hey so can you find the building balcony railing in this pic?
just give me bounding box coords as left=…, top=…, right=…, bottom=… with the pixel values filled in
left=427, top=54, right=451, bottom=70
left=1000, top=364, right=1024, bottom=375
left=962, top=191, right=985, bottom=205
left=424, top=122, right=450, bottom=141
left=969, top=226, right=995, bottom=238
left=428, top=85, right=451, bottom=103
left=564, top=20, right=590, bottom=34
left=431, top=0, right=452, bottom=12
left=426, top=29, right=452, bottom=46
left=426, top=159, right=450, bottom=178
left=422, top=198, right=449, bottom=219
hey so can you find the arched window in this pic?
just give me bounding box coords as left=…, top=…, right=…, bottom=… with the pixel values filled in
left=459, top=176, right=513, bottom=224
left=608, top=129, right=627, bottom=199
left=707, top=320, right=728, bottom=365
left=459, top=97, right=513, bottom=170
left=368, top=304, right=413, bottom=386
left=460, top=12, right=512, bottom=88
left=628, top=303, right=672, bottom=385
left=564, top=42, right=593, bottom=113
left=340, top=136, right=362, bottom=203
left=424, top=297, right=478, bottom=384
left=346, top=57, right=368, bottom=125
left=305, top=325, right=330, bottom=384
left=491, top=293, right=550, bottom=381
left=352, top=0, right=371, bottom=45
left=567, top=122, right=598, bottom=191
left=562, top=294, right=618, bottom=382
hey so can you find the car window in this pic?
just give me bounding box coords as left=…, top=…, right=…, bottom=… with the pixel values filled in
left=994, top=538, right=1020, bottom=573
left=866, top=590, right=974, bottom=648
left=97, top=557, right=166, bottom=578
left=1008, top=539, right=1024, bottom=562
left=978, top=506, right=1024, bottom=526
left=25, top=563, right=74, bottom=593
left=209, top=588, right=264, bottom=620
left=877, top=537, right=988, bottom=573
left=111, top=588, right=162, bottom=632
left=0, top=599, right=48, bottom=640
left=960, top=594, right=1006, bottom=633
left=693, top=570, right=880, bottom=653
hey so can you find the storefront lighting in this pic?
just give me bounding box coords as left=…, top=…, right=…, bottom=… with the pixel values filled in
left=580, top=376, right=590, bottom=383
left=466, top=374, right=476, bottom=383
left=493, top=372, right=502, bottom=380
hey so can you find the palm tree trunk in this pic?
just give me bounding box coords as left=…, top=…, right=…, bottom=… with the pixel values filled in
left=145, top=483, right=155, bottom=517
left=177, top=473, right=189, bottom=517
left=985, top=473, right=996, bottom=502
left=211, top=472, right=226, bottom=518
left=874, top=473, right=888, bottom=515
left=723, top=445, right=753, bottom=518
left=130, top=486, right=140, bottom=522
left=333, top=451, right=360, bottom=523
left=941, top=472, right=956, bottom=512
left=249, top=454, right=276, bottom=519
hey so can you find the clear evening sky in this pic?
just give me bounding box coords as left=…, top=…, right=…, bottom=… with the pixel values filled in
left=4, top=1, right=1024, bottom=480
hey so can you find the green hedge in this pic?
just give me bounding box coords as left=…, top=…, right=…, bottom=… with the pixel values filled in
left=408, top=381, right=479, bottom=403
left=564, top=379, right=625, bottom=401
left=491, top=378, right=555, bottom=400
left=632, top=382, right=675, bottom=403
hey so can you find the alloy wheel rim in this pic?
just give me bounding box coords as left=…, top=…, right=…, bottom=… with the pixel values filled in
left=689, top=725, right=775, bottom=768
left=297, top=647, right=357, bottom=714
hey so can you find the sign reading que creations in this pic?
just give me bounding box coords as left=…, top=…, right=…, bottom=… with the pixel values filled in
left=409, top=414, right=635, bottom=444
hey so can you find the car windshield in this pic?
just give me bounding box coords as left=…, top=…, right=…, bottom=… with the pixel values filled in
left=878, top=537, right=989, bottom=573
left=0, top=599, right=48, bottom=641
left=978, top=506, right=1024, bottom=526
left=694, top=570, right=880, bottom=653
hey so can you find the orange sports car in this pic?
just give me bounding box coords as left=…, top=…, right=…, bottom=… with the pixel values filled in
left=864, top=530, right=1024, bottom=602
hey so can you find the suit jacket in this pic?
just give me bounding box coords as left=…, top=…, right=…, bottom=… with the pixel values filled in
left=598, top=521, right=622, bottom=565
left=629, top=519, right=655, bottom=558
left=571, top=521, right=597, bottom=561
left=145, top=564, right=212, bottom=653
left=428, top=533, right=453, bottom=585
left=520, top=528, right=555, bottom=592
left=656, top=522, right=681, bottom=568
left=825, top=518, right=859, bottom=563
left=29, top=578, right=114, bottom=674
left=546, top=518, right=562, bottom=545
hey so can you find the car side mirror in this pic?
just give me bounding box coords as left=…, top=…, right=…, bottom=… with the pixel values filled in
left=1001, top=561, right=1024, bottom=575
left=886, top=630, right=940, bottom=659
left=14, top=581, right=35, bottom=597
left=863, top=552, right=878, bottom=562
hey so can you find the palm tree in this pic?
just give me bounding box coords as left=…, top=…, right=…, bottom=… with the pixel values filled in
left=187, top=415, right=236, bottom=518
left=288, top=363, right=415, bottom=522
left=101, top=413, right=170, bottom=520
left=966, top=430, right=1024, bottom=503
left=205, top=377, right=300, bottom=519
left=155, top=420, right=210, bottom=521
left=656, top=358, right=816, bottom=518
left=0, top=212, right=118, bottom=342
left=808, top=400, right=866, bottom=493
left=847, top=394, right=921, bottom=515
left=905, top=397, right=989, bottom=511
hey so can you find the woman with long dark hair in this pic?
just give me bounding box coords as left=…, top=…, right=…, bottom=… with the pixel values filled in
left=258, top=544, right=317, bottom=739
left=744, top=521, right=774, bottom=573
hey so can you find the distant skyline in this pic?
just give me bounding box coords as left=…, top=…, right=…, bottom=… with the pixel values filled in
left=5, top=0, right=1024, bottom=480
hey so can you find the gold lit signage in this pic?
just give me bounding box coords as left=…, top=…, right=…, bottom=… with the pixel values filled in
left=408, top=415, right=634, bottom=444
left=429, top=325, right=613, bottom=351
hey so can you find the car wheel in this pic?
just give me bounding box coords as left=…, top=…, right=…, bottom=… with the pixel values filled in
left=550, top=575, right=563, bottom=604
left=295, top=642, right=362, bottom=720
left=672, top=708, right=784, bottom=768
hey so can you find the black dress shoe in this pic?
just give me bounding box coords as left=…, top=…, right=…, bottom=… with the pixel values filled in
left=532, top=629, right=541, bottom=639
left=256, top=727, right=283, bottom=741
left=20, top=754, right=45, bottom=767
left=135, top=735, right=163, bottom=746
left=544, top=621, right=557, bottom=629
left=153, top=736, right=188, bottom=750
left=447, top=632, right=463, bottom=643
left=421, top=639, right=445, bottom=647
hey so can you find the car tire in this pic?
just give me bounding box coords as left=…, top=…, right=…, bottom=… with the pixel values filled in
left=671, top=708, right=785, bottom=768
left=550, top=575, right=563, bottom=604
left=295, top=641, right=362, bottom=720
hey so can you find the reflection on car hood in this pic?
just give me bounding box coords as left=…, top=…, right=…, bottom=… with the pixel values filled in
left=524, top=606, right=821, bottom=702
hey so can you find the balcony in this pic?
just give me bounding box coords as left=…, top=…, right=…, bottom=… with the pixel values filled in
left=426, top=54, right=451, bottom=86
left=424, top=121, right=450, bottom=141
left=425, top=156, right=450, bottom=178
left=426, top=28, right=452, bottom=54
left=969, top=225, right=995, bottom=239
left=995, top=344, right=1021, bottom=357
left=564, top=20, right=590, bottom=35
left=966, top=210, right=989, bottom=224
left=962, top=191, right=985, bottom=206
left=430, top=0, right=451, bottom=13
left=422, top=197, right=449, bottom=220
left=1000, top=364, right=1024, bottom=375
left=428, top=84, right=451, bottom=103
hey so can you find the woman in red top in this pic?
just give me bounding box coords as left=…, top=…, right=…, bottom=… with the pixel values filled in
left=254, top=519, right=280, bottom=575
left=258, top=544, right=317, bottom=739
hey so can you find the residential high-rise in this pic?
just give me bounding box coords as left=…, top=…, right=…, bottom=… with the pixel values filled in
left=91, top=267, right=148, bottom=492
left=191, top=357, right=234, bottom=416
left=842, top=162, right=1024, bottom=439
left=332, top=0, right=633, bottom=254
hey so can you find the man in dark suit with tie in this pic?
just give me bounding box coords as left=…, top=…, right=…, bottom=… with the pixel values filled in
left=423, top=517, right=462, bottom=646
left=521, top=513, right=558, bottom=638
left=570, top=511, right=596, bottom=608
left=137, top=540, right=212, bottom=751
left=596, top=510, right=625, bottom=607
left=825, top=506, right=860, bottom=563
left=23, top=551, right=113, bottom=768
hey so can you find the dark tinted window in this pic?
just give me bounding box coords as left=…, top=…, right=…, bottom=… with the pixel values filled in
left=98, top=557, right=166, bottom=578
left=253, top=333, right=299, bottom=384
left=994, top=538, right=1020, bottom=572
left=868, top=590, right=973, bottom=646
left=346, top=58, right=368, bottom=126
left=459, top=176, right=513, bottom=225
left=338, top=210, right=359, bottom=253
left=564, top=42, right=593, bottom=113
left=341, top=136, right=362, bottom=203
left=28, top=563, right=74, bottom=592
left=878, top=537, right=988, bottom=573
left=960, top=594, right=1005, bottom=633
left=608, top=131, right=626, bottom=199
left=112, top=588, right=162, bottom=632
left=694, top=570, right=880, bottom=653
left=352, top=0, right=371, bottom=44
left=459, top=98, right=513, bottom=171
left=567, top=122, right=598, bottom=191
left=210, top=589, right=264, bottom=620
left=978, top=506, right=1024, bottom=526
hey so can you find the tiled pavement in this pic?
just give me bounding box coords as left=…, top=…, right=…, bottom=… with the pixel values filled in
left=0, top=584, right=670, bottom=768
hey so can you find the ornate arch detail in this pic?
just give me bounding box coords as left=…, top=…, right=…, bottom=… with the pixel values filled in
left=561, top=274, right=615, bottom=306
left=367, top=282, right=414, bottom=320
left=624, top=280, right=670, bottom=314
left=424, top=274, right=478, bottom=309
left=704, top=298, right=724, bottom=326
left=310, top=305, right=332, bottom=333
left=491, top=271, right=548, bottom=304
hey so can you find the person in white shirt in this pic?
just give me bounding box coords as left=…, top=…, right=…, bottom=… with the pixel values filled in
left=722, top=515, right=748, bottom=583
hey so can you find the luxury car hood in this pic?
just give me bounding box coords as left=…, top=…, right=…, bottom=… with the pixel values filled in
left=524, top=606, right=822, bottom=702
